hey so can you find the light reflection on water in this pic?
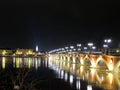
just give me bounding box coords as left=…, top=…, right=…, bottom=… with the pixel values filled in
left=49, top=59, right=120, bottom=90
left=64, top=72, right=68, bottom=82
left=2, top=57, right=6, bottom=69
left=76, top=79, right=81, bottom=90
left=0, top=57, right=41, bottom=70
left=87, top=85, right=92, bottom=90
left=69, top=74, right=74, bottom=85
left=0, top=57, right=120, bottom=90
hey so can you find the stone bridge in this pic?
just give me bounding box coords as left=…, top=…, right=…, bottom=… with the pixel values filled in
left=48, top=53, right=120, bottom=72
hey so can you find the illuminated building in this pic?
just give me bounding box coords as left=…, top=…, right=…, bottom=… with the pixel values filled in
left=0, top=49, right=13, bottom=56
left=15, top=49, right=33, bottom=56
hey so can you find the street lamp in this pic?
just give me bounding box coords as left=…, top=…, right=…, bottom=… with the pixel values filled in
left=70, top=46, right=74, bottom=49
left=88, top=43, right=93, bottom=47
left=83, top=47, right=88, bottom=53
left=78, top=48, right=81, bottom=51
left=64, top=47, right=69, bottom=53
left=108, top=39, right=112, bottom=43
left=91, top=46, right=96, bottom=53
left=77, top=44, right=82, bottom=53
left=103, top=44, right=108, bottom=48
left=84, top=47, right=87, bottom=50
left=65, top=47, right=69, bottom=49
left=92, top=46, right=96, bottom=50
left=88, top=43, right=94, bottom=53
left=104, top=39, right=111, bottom=43
left=77, top=44, right=81, bottom=47
left=103, top=39, right=112, bottom=54
left=73, top=49, right=76, bottom=51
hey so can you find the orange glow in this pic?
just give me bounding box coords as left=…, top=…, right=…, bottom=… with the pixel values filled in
left=27, top=50, right=33, bottom=55
left=109, top=59, right=113, bottom=71
left=91, top=58, right=96, bottom=67
left=90, top=69, right=96, bottom=82
left=108, top=73, right=113, bottom=85
left=48, top=54, right=120, bottom=90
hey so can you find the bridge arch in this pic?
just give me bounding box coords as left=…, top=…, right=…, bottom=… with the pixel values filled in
left=96, top=56, right=108, bottom=70
left=83, top=55, right=91, bottom=66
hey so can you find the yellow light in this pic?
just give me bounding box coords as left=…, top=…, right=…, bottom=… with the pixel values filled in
left=13, top=54, right=15, bottom=56
left=28, top=58, right=32, bottom=68
left=116, top=50, right=120, bottom=53
left=16, top=58, right=20, bottom=68
left=110, top=59, right=113, bottom=64
left=2, top=50, right=7, bottom=55
left=73, top=57, right=76, bottom=63
left=91, top=68, right=95, bottom=75
left=2, top=57, right=6, bottom=69
left=80, top=66, right=84, bottom=74
left=16, top=50, right=22, bottom=55
left=108, top=73, right=113, bottom=85
left=80, top=57, right=84, bottom=65
left=91, top=58, right=96, bottom=67
left=109, top=64, right=113, bottom=71
left=68, top=57, right=70, bottom=62
left=109, top=59, right=113, bottom=71
left=35, top=59, right=38, bottom=70
left=27, top=50, right=33, bottom=55
left=72, top=64, right=76, bottom=71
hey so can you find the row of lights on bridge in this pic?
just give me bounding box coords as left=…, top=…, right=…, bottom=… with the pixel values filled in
left=48, top=43, right=96, bottom=54
left=48, top=39, right=112, bottom=54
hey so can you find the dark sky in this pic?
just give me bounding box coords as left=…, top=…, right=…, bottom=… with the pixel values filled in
left=0, top=0, right=120, bottom=51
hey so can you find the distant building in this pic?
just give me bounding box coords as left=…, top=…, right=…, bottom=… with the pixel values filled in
left=15, top=49, right=33, bottom=56
left=0, top=49, right=13, bottom=56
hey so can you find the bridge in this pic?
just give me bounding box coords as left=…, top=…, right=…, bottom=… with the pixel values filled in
left=48, top=53, right=120, bottom=72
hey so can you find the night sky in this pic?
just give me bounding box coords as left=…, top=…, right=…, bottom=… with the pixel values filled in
left=0, top=0, right=120, bottom=51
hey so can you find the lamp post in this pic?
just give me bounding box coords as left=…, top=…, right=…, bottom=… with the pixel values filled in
left=88, top=43, right=93, bottom=54
left=83, top=47, right=88, bottom=53
left=103, top=44, right=108, bottom=54
left=77, top=44, right=82, bottom=53
left=92, top=46, right=96, bottom=50
left=70, top=46, right=74, bottom=53
left=103, top=39, right=112, bottom=55
left=65, top=47, right=69, bottom=53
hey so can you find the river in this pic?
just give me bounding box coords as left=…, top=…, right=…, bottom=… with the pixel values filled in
left=0, top=56, right=119, bottom=90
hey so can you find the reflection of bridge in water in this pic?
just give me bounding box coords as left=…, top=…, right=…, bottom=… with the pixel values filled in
left=48, top=53, right=120, bottom=90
